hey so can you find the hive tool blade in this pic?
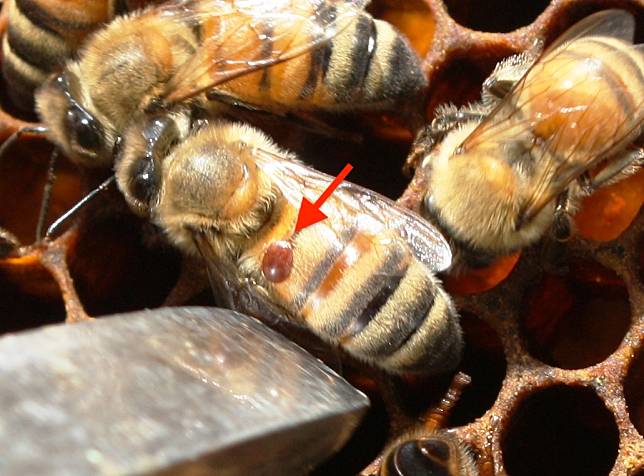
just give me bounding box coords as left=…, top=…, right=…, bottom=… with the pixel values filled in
left=0, top=307, right=369, bottom=475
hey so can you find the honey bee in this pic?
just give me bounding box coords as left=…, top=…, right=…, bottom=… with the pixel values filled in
left=379, top=429, right=478, bottom=476
left=114, top=120, right=461, bottom=375
left=33, top=0, right=428, bottom=169
left=1, top=0, right=152, bottom=112
left=372, top=373, right=478, bottom=476
left=418, top=9, right=643, bottom=266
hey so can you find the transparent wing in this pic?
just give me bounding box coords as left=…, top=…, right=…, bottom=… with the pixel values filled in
left=149, top=0, right=368, bottom=104
left=251, top=147, right=453, bottom=272
left=546, top=9, right=635, bottom=51
left=458, top=10, right=643, bottom=222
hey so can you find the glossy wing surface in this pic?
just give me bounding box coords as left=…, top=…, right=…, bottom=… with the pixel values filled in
left=152, top=0, right=368, bottom=103
left=252, top=146, right=453, bottom=272
left=458, top=10, right=642, bottom=222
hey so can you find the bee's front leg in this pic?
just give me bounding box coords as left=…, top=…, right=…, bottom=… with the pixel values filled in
left=405, top=108, right=486, bottom=174
left=584, top=147, right=644, bottom=192
left=551, top=190, right=573, bottom=242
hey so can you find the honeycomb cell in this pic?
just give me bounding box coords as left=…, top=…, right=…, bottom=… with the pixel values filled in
left=639, top=234, right=644, bottom=284
left=445, top=253, right=520, bottom=295
left=370, top=0, right=435, bottom=57
left=0, top=263, right=65, bottom=334
left=502, top=385, right=619, bottom=476
left=443, top=0, right=549, bottom=32
left=0, top=140, right=82, bottom=246
left=426, top=58, right=500, bottom=117
left=521, top=264, right=631, bottom=369
left=66, top=209, right=181, bottom=317
left=448, top=313, right=506, bottom=426
left=625, top=347, right=644, bottom=438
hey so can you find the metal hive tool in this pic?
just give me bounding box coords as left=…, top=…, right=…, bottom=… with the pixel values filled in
left=0, top=306, right=368, bottom=475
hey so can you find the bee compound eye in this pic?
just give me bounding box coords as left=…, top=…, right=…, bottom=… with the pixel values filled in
left=262, top=241, right=293, bottom=283
left=382, top=439, right=453, bottom=476
left=143, top=115, right=181, bottom=157
left=67, top=105, right=103, bottom=152
left=423, top=192, right=438, bottom=219
left=129, top=157, right=159, bottom=206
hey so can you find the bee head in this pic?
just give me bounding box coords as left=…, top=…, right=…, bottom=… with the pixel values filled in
left=380, top=435, right=478, bottom=476
left=115, top=113, right=183, bottom=216
left=35, top=69, right=115, bottom=167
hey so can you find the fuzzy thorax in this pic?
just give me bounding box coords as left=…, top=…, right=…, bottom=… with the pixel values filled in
left=426, top=122, right=553, bottom=255
left=153, top=122, right=281, bottom=258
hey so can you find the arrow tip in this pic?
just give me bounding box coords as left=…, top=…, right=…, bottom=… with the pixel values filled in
left=294, top=198, right=327, bottom=233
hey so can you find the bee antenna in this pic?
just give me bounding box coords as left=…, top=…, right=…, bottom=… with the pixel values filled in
left=422, top=371, right=471, bottom=431
left=45, top=175, right=116, bottom=239
left=0, top=125, right=49, bottom=162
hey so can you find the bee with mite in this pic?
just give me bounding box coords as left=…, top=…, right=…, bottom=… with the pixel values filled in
left=415, top=9, right=643, bottom=267
left=114, top=119, right=463, bottom=375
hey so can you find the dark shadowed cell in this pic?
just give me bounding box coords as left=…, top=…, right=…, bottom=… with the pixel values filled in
left=444, top=0, right=549, bottom=32
left=0, top=269, right=65, bottom=334
left=67, top=211, right=181, bottom=317
left=521, top=261, right=631, bottom=369
left=448, top=313, right=506, bottom=426
left=313, top=387, right=389, bottom=476
left=502, top=386, right=619, bottom=476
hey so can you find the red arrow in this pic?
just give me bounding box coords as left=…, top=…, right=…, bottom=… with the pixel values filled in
left=294, top=163, right=353, bottom=233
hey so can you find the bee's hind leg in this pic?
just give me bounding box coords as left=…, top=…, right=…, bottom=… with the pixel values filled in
left=551, top=147, right=643, bottom=243
left=582, top=146, right=643, bottom=192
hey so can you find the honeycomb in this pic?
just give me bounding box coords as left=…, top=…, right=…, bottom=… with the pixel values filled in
left=0, top=0, right=642, bottom=474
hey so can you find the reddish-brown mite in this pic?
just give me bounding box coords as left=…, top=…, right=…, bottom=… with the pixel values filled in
left=262, top=240, right=294, bottom=283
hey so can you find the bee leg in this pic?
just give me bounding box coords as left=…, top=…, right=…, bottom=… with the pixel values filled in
left=206, top=90, right=362, bottom=142
left=192, top=234, right=237, bottom=310
left=405, top=125, right=438, bottom=173
left=0, top=125, right=49, bottom=163
left=582, top=147, right=644, bottom=192
left=551, top=190, right=573, bottom=242
left=420, top=372, right=471, bottom=431
left=481, top=42, right=542, bottom=105
left=433, top=109, right=487, bottom=136
left=205, top=90, right=263, bottom=112
left=0, top=228, right=21, bottom=258
left=405, top=109, right=486, bottom=173
left=35, top=149, right=59, bottom=241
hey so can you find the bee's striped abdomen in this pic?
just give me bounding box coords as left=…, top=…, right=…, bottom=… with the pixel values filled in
left=1, top=0, right=139, bottom=111
left=525, top=35, right=643, bottom=162
left=282, top=228, right=461, bottom=374
left=213, top=5, right=427, bottom=113
left=320, top=14, right=427, bottom=109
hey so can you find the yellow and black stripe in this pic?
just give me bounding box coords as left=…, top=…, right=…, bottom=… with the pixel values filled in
left=2, top=0, right=142, bottom=111
left=212, top=2, right=427, bottom=113
left=524, top=35, right=643, bottom=160
left=259, top=203, right=461, bottom=374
